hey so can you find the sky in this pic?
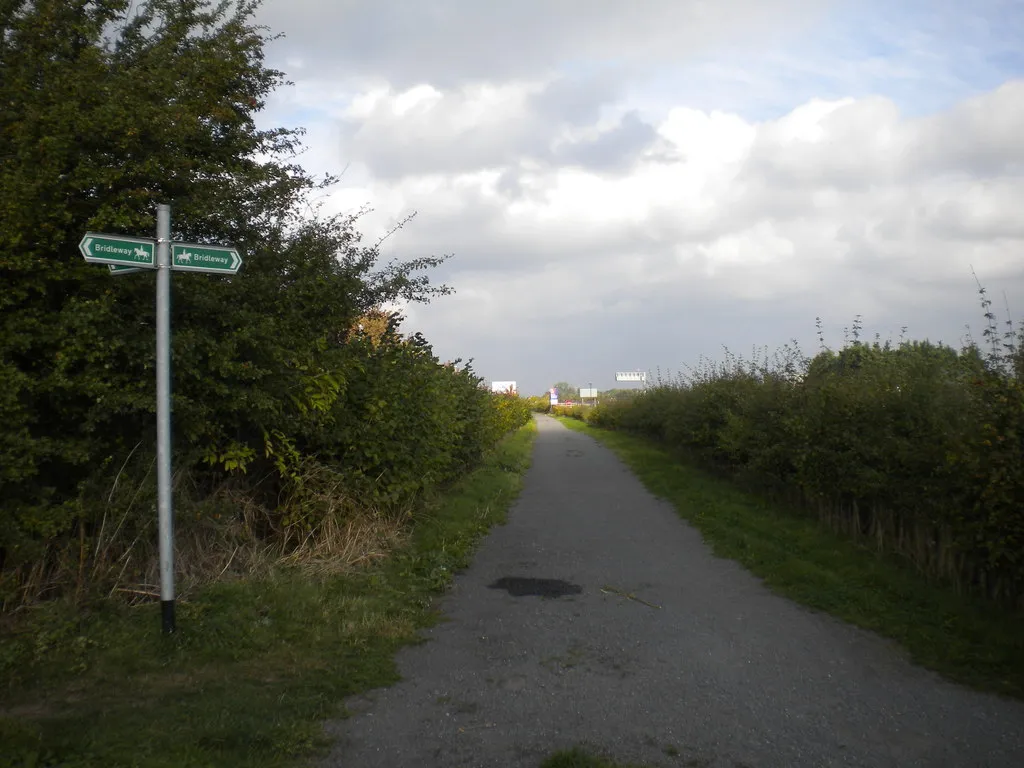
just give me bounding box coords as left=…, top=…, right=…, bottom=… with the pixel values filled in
left=252, top=0, right=1024, bottom=396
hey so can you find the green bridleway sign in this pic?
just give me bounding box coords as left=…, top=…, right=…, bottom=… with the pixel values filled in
left=172, top=242, right=242, bottom=273
left=79, top=233, right=155, bottom=267
left=78, top=212, right=244, bottom=635
left=79, top=233, right=244, bottom=275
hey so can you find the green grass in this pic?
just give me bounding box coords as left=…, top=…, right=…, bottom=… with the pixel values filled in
left=0, top=422, right=536, bottom=768
left=556, top=417, right=1024, bottom=700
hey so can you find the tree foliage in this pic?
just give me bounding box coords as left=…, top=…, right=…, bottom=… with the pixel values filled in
left=0, top=0, right=523, bottom=604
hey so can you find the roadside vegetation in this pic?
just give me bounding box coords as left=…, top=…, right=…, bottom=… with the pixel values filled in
left=1, top=1, right=533, bottom=764
left=1, top=422, right=536, bottom=767
left=1, top=0, right=531, bottom=612
left=555, top=291, right=1024, bottom=698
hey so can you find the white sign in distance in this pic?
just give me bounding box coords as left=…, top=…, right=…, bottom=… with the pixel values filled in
left=580, top=388, right=598, bottom=398
left=615, top=371, right=647, bottom=382
left=490, top=380, right=517, bottom=394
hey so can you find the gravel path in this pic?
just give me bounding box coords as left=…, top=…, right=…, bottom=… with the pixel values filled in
left=321, top=415, right=1024, bottom=767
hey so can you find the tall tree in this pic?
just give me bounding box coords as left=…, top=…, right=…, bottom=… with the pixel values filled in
left=0, top=0, right=449, bottom=557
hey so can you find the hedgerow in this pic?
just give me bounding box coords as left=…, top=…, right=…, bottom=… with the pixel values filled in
left=526, top=395, right=552, bottom=413
left=0, top=0, right=530, bottom=610
left=587, top=302, right=1024, bottom=608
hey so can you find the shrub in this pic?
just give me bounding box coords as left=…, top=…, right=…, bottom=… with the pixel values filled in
left=526, top=395, right=551, bottom=413
left=550, top=404, right=587, bottom=421
left=588, top=312, right=1024, bottom=608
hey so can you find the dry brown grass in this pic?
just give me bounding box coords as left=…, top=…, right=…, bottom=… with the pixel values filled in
left=2, top=459, right=414, bottom=613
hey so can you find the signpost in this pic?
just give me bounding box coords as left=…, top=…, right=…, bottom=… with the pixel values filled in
left=172, top=242, right=242, bottom=274
left=155, top=207, right=173, bottom=637
left=79, top=208, right=243, bottom=635
left=79, top=233, right=155, bottom=268
left=108, top=264, right=148, bottom=275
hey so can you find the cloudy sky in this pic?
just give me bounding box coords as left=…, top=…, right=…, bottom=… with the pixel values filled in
left=253, top=0, right=1024, bottom=396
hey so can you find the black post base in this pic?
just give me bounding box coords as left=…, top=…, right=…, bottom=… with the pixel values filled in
left=161, top=599, right=176, bottom=635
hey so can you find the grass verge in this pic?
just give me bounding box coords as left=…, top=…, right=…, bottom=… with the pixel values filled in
left=556, top=417, right=1024, bottom=700
left=0, top=421, right=536, bottom=768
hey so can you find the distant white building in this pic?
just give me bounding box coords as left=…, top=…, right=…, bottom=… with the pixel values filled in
left=490, top=380, right=517, bottom=394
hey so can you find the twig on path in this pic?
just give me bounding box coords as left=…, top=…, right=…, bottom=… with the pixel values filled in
left=600, top=585, right=662, bottom=609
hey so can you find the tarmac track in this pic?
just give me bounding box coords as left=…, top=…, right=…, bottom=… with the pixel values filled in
left=322, top=415, right=1024, bottom=768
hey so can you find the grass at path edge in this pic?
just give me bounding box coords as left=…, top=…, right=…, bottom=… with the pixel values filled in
left=556, top=416, right=1024, bottom=701
left=0, top=421, right=536, bottom=768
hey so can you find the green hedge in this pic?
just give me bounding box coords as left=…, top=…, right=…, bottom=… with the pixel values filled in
left=525, top=395, right=551, bottom=413
left=550, top=404, right=587, bottom=420
left=587, top=337, right=1024, bottom=608
left=0, top=320, right=531, bottom=608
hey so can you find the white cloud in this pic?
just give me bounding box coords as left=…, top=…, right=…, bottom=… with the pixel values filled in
left=327, top=80, right=1024, bottom=389
left=251, top=2, right=1024, bottom=394
left=909, top=81, right=1024, bottom=176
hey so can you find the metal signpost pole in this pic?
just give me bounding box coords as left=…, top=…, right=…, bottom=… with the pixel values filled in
left=80, top=211, right=243, bottom=635
left=155, top=204, right=175, bottom=635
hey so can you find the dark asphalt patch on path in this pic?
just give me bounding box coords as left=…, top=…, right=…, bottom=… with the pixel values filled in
left=488, top=577, right=583, bottom=599
left=322, top=415, right=1024, bottom=767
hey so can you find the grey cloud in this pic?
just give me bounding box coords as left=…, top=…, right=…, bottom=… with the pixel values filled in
left=387, top=204, right=661, bottom=278
left=928, top=192, right=1024, bottom=242
left=553, top=111, right=659, bottom=172
left=255, top=0, right=831, bottom=89
left=738, top=84, right=1024, bottom=192
left=339, top=78, right=663, bottom=179
left=413, top=274, right=979, bottom=397
left=872, top=215, right=910, bottom=242
left=408, top=235, right=1024, bottom=396
left=495, top=169, right=525, bottom=199
left=909, top=81, right=1024, bottom=176
left=528, top=71, right=628, bottom=126
left=643, top=179, right=812, bottom=245
left=741, top=98, right=908, bottom=192
left=338, top=105, right=544, bottom=180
